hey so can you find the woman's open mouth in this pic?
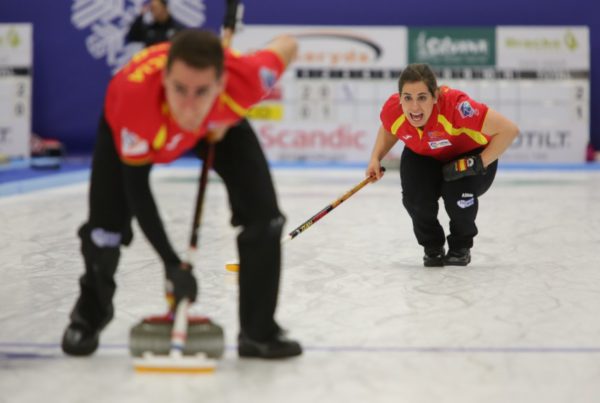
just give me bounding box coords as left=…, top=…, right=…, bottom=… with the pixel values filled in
left=409, top=112, right=424, bottom=123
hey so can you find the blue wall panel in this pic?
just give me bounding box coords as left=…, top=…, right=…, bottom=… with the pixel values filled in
left=1, top=0, right=598, bottom=152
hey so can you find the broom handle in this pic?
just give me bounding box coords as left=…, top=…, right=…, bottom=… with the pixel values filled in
left=285, top=168, right=385, bottom=241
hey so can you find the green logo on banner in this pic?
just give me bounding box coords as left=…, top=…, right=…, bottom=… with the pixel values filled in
left=0, top=27, right=22, bottom=49
left=7, top=28, right=21, bottom=48
left=408, top=28, right=495, bottom=66
left=564, top=31, right=578, bottom=51
left=504, top=30, right=580, bottom=52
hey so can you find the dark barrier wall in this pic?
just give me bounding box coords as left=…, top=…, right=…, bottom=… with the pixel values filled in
left=1, top=0, right=598, bottom=153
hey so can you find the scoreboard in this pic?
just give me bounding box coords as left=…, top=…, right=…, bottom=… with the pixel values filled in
left=234, top=26, right=590, bottom=165
left=0, top=24, right=32, bottom=160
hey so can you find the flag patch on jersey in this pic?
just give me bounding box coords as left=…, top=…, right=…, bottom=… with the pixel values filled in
left=427, top=130, right=445, bottom=139
left=259, top=67, right=277, bottom=91
left=428, top=139, right=452, bottom=149
left=121, top=128, right=149, bottom=156
left=457, top=101, right=478, bottom=118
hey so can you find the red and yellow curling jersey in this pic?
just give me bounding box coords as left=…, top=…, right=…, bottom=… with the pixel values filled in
left=380, top=86, right=490, bottom=162
left=104, top=43, right=284, bottom=165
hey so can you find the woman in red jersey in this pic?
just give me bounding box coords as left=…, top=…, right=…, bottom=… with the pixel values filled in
left=366, top=63, right=519, bottom=267
left=61, top=30, right=302, bottom=359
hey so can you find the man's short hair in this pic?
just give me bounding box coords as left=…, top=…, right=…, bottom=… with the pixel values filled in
left=167, top=29, right=224, bottom=77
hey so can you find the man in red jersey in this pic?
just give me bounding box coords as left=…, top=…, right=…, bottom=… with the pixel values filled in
left=62, top=29, right=302, bottom=359
left=366, top=63, right=519, bottom=267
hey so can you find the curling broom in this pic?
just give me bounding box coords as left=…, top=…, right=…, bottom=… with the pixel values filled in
left=225, top=168, right=385, bottom=272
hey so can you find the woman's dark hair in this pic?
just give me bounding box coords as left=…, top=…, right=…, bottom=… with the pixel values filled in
left=167, top=29, right=224, bottom=77
left=398, top=63, right=438, bottom=96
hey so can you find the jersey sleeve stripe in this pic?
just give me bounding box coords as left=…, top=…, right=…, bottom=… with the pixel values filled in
left=220, top=92, right=248, bottom=117
left=152, top=125, right=167, bottom=150
left=390, top=115, right=406, bottom=135
left=437, top=114, right=488, bottom=145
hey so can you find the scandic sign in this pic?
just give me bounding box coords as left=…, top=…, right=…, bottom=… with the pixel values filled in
left=258, top=125, right=368, bottom=150
left=408, top=27, right=496, bottom=66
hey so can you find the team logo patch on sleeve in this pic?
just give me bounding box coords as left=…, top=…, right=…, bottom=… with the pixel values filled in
left=259, top=67, right=277, bottom=91
left=457, top=101, right=479, bottom=118
left=121, top=128, right=149, bottom=156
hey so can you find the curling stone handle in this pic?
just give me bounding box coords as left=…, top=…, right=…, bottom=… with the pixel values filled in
left=170, top=298, right=190, bottom=353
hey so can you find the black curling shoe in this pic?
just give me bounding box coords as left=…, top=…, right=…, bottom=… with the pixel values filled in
left=423, top=247, right=445, bottom=267
left=61, top=322, right=100, bottom=356
left=444, top=248, right=471, bottom=266
left=238, top=330, right=302, bottom=359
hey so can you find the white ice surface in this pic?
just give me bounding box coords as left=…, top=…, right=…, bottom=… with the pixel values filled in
left=1, top=167, right=600, bottom=403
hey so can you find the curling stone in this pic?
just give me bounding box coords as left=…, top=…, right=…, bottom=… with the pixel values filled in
left=129, top=314, right=225, bottom=359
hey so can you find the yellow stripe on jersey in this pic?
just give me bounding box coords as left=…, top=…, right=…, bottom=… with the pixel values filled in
left=228, top=48, right=242, bottom=57
left=153, top=125, right=167, bottom=150
left=390, top=115, right=406, bottom=135
left=220, top=92, right=248, bottom=117
left=247, top=104, right=283, bottom=120
left=437, top=114, right=488, bottom=145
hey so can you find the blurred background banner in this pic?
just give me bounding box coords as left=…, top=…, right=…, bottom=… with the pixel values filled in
left=496, top=27, right=589, bottom=163
left=234, top=25, right=407, bottom=165
left=0, top=0, right=596, bottom=163
left=235, top=25, right=590, bottom=164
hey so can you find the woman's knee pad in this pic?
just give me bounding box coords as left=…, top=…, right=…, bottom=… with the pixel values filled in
left=238, top=215, right=285, bottom=244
